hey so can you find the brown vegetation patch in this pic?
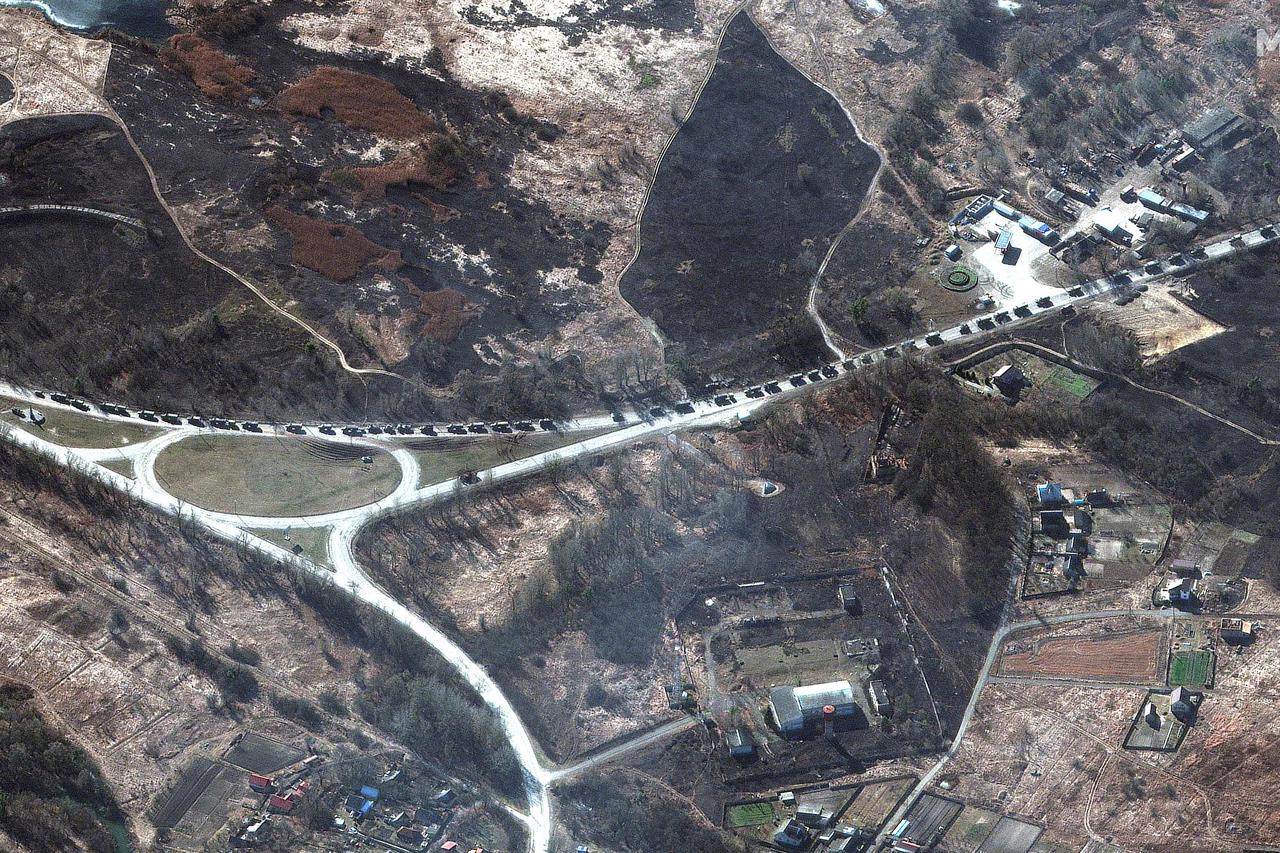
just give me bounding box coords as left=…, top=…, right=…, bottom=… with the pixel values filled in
left=999, top=630, right=1164, bottom=683
left=265, top=206, right=400, bottom=282
left=414, top=287, right=475, bottom=344
left=277, top=66, right=435, bottom=138
left=335, top=140, right=463, bottom=202
left=159, top=34, right=255, bottom=102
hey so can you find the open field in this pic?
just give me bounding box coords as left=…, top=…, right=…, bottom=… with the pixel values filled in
left=97, top=457, right=136, bottom=479
left=942, top=805, right=1002, bottom=851
left=999, top=629, right=1166, bottom=684
left=154, top=436, right=400, bottom=516
left=407, top=428, right=615, bottom=488
left=1, top=395, right=163, bottom=448
left=246, top=525, right=333, bottom=567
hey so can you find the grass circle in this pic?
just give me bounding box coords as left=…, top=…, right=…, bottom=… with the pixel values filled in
left=942, top=266, right=977, bottom=292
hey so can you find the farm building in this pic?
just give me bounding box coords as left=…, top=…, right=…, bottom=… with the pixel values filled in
left=768, top=680, right=866, bottom=737
left=991, top=364, right=1027, bottom=397
left=869, top=680, right=891, bottom=716
left=774, top=818, right=810, bottom=849
left=1037, top=483, right=1063, bottom=505
left=1182, top=105, right=1249, bottom=150
left=1170, top=687, right=1201, bottom=723
left=1039, top=510, right=1069, bottom=537
left=838, top=584, right=862, bottom=615
left=724, top=728, right=755, bottom=759
left=1220, top=618, right=1255, bottom=645
left=1170, top=559, right=1201, bottom=578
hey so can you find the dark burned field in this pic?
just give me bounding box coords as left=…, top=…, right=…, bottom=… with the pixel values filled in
left=0, top=115, right=390, bottom=418
left=620, top=12, right=879, bottom=380
left=101, top=7, right=610, bottom=410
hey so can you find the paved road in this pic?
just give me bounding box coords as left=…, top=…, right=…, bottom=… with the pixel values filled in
left=544, top=716, right=702, bottom=783
left=2, top=219, right=1279, bottom=853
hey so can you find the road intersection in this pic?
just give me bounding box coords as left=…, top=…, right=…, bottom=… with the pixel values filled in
left=1, top=218, right=1279, bottom=852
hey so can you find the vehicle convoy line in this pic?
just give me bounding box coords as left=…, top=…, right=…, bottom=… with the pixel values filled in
left=0, top=221, right=1278, bottom=853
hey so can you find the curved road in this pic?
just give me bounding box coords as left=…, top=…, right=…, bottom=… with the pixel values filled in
left=1, top=216, right=1278, bottom=852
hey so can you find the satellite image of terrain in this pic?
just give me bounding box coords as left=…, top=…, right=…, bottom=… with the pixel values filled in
left=2, top=0, right=1280, bottom=850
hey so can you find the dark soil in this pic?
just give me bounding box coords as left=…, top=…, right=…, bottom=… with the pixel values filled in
left=619, top=12, right=879, bottom=381
left=98, top=8, right=610, bottom=411
left=0, top=114, right=395, bottom=418
left=0, top=73, right=13, bottom=106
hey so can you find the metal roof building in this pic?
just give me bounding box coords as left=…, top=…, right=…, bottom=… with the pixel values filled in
left=769, top=680, right=861, bottom=736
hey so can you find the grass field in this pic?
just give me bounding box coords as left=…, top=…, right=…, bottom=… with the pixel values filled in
left=1169, top=650, right=1214, bottom=687
left=247, top=525, right=333, bottom=567
left=1, top=395, right=163, bottom=448
left=410, top=428, right=617, bottom=488
left=1043, top=364, right=1100, bottom=399
left=97, top=458, right=136, bottom=479
left=154, top=436, right=400, bottom=517
left=726, top=802, right=776, bottom=828
left=942, top=806, right=1000, bottom=849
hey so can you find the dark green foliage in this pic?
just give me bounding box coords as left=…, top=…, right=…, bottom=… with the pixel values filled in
left=270, top=694, right=323, bottom=730
left=0, top=684, right=122, bottom=853
left=165, top=636, right=259, bottom=702
left=354, top=672, right=522, bottom=798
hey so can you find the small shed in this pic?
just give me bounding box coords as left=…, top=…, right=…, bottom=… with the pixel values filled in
left=838, top=584, right=862, bottom=615
left=944, top=244, right=962, bottom=261
left=725, top=728, right=755, bottom=759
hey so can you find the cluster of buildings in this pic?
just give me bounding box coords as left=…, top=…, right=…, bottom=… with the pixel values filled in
left=1025, top=482, right=1107, bottom=595
left=336, top=782, right=466, bottom=850
left=949, top=194, right=1061, bottom=246
left=233, top=755, right=324, bottom=846
left=771, top=793, right=873, bottom=851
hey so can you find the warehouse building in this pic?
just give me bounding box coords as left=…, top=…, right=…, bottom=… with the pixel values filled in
left=768, top=680, right=868, bottom=737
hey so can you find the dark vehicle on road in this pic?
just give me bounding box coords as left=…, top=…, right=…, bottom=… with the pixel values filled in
left=1110, top=272, right=1130, bottom=284
left=675, top=401, right=696, bottom=413
left=1144, top=261, right=1162, bottom=274
left=285, top=424, right=304, bottom=434
left=1168, top=253, right=1186, bottom=266
left=611, top=412, right=625, bottom=423
left=51, top=393, right=70, bottom=404
left=977, top=318, right=995, bottom=331
left=807, top=369, right=823, bottom=382
left=883, top=346, right=899, bottom=358
left=926, top=334, right=944, bottom=346
left=745, top=387, right=764, bottom=398
left=160, top=414, right=181, bottom=425
left=138, top=411, right=159, bottom=422
left=397, top=425, right=416, bottom=434
left=343, top=427, right=365, bottom=436
left=539, top=419, right=557, bottom=430
left=71, top=400, right=91, bottom=412
left=764, top=382, right=781, bottom=394
left=821, top=365, right=838, bottom=378
left=514, top=421, right=534, bottom=432
left=1190, top=246, right=1208, bottom=259
left=422, top=425, right=437, bottom=435
left=994, top=312, right=1011, bottom=323
left=1068, top=287, right=1084, bottom=297
left=713, top=394, right=734, bottom=406
left=649, top=407, right=666, bottom=418
left=468, top=423, right=489, bottom=434
left=1230, top=235, right=1246, bottom=247
left=186, top=417, right=205, bottom=427
left=447, top=424, right=467, bottom=435
left=492, top=422, right=513, bottom=433
left=958, top=324, right=971, bottom=335
left=860, top=353, right=874, bottom=364
left=1036, top=297, right=1053, bottom=308
left=367, top=426, right=384, bottom=434
left=460, top=471, right=481, bottom=485
left=789, top=375, right=806, bottom=387
left=242, top=422, right=262, bottom=432
left=319, top=425, right=336, bottom=435
left=1262, top=225, right=1277, bottom=239
left=1014, top=305, right=1032, bottom=318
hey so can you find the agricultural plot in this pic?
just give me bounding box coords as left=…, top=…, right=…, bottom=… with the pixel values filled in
left=998, top=628, right=1166, bottom=685
left=164, top=763, right=246, bottom=853
left=1168, top=650, right=1215, bottom=688
left=154, top=436, right=400, bottom=517
left=842, top=776, right=915, bottom=831
left=975, top=816, right=1042, bottom=853
left=1175, top=522, right=1261, bottom=578
left=1123, top=691, right=1191, bottom=752
left=725, top=800, right=777, bottom=828
left=223, top=731, right=305, bottom=774
left=1, top=394, right=163, bottom=448
left=942, top=805, right=1002, bottom=851
left=901, top=793, right=963, bottom=847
